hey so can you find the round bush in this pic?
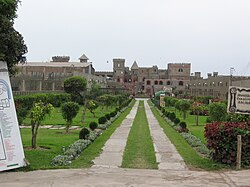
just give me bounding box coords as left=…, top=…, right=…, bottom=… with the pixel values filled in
left=79, top=128, right=90, bottom=139
left=173, top=118, right=180, bottom=125
left=98, top=116, right=107, bottom=124
left=179, top=121, right=187, bottom=129
left=105, top=113, right=111, bottom=120
left=89, top=122, right=98, bottom=131
left=169, top=112, right=176, bottom=121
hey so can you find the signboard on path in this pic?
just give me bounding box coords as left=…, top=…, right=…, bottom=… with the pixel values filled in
left=0, top=61, right=25, bottom=171
left=227, top=86, right=250, bottom=115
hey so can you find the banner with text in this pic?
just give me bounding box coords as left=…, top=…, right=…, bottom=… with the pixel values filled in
left=0, top=61, right=25, bottom=171
left=227, top=86, right=250, bottom=115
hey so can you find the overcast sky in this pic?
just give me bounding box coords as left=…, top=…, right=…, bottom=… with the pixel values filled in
left=14, top=0, right=250, bottom=77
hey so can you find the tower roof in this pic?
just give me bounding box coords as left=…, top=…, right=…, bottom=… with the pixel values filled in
left=79, top=54, right=89, bottom=60
left=131, top=61, right=139, bottom=69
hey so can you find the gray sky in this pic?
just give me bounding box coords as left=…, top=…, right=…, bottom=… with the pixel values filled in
left=14, top=0, right=250, bottom=77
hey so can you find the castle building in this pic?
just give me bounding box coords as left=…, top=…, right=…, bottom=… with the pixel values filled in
left=11, top=55, right=107, bottom=93
left=102, top=59, right=191, bottom=97
left=187, top=72, right=250, bottom=100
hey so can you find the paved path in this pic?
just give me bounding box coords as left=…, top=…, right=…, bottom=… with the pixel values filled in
left=91, top=101, right=139, bottom=168
left=0, top=168, right=249, bottom=187
left=144, top=100, right=187, bottom=170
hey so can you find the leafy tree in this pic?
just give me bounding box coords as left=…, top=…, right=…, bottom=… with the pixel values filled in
left=192, top=102, right=206, bottom=126
left=208, top=102, right=227, bottom=122
left=63, top=76, right=87, bottom=103
left=175, top=100, right=191, bottom=119
left=0, top=0, right=27, bottom=75
left=30, top=101, right=54, bottom=149
left=81, top=81, right=101, bottom=123
left=61, top=102, right=80, bottom=133
left=87, top=100, right=99, bottom=117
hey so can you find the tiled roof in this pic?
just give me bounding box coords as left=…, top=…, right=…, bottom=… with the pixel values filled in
left=79, top=54, right=89, bottom=60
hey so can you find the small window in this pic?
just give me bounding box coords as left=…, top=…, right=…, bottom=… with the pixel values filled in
left=159, top=81, right=163, bottom=85
left=179, top=81, right=184, bottom=86
left=147, top=80, right=151, bottom=85
left=178, top=68, right=183, bottom=72
left=154, top=80, right=158, bottom=85
left=167, top=81, right=171, bottom=85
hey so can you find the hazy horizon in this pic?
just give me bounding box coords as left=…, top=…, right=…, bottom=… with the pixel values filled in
left=14, top=0, right=250, bottom=77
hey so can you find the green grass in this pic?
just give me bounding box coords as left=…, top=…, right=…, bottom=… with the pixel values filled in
left=165, top=107, right=207, bottom=144
left=150, top=101, right=228, bottom=170
left=121, top=100, right=157, bottom=169
left=20, top=128, right=79, bottom=170
left=19, top=101, right=135, bottom=170
left=70, top=100, right=136, bottom=168
left=23, top=106, right=116, bottom=127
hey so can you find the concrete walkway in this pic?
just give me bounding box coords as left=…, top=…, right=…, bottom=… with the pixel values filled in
left=144, top=100, right=187, bottom=170
left=1, top=167, right=250, bottom=187
left=91, top=101, right=139, bottom=168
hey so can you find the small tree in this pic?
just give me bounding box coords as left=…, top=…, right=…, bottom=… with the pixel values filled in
left=87, top=100, right=99, bottom=117
left=208, top=102, right=227, bottom=122
left=63, top=76, right=87, bottom=103
left=176, top=100, right=191, bottom=119
left=30, top=102, right=54, bottom=149
left=192, top=102, right=206, bottom=126
left=61, top=102, right=80, bottom=133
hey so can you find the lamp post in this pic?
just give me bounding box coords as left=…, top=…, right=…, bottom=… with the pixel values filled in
left=230, top=67, right=235, bottom=86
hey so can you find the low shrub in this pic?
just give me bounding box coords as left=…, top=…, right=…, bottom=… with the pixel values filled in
left=79, top=128, right=90, bottom=139
left=173, top=118, right=180, bottom=125
left=89, top=122, right=98, bottom=131
left=105, top=113, right=111, bottom=120
left=205, top=122, right=250, bottom=166
left=168, top=112, right=176, bottom=121
left=179, top=121, right=187, bottom=129
left=98, top=116, right=107, bottom=124
left=110, top=111, right=117, bottom=118
left=51, top=139, right=91, bottom=166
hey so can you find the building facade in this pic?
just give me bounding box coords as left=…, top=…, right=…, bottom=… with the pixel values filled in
left=187, top=72, right=250, bottom=100
left=105, top=59, right=191, bottom=97
left=11, top=55, right=107, bottom=93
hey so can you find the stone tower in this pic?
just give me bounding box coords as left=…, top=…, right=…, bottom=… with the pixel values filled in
left=113, top=59, right=126, bottom=83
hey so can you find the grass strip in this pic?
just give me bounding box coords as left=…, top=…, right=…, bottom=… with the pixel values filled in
left=70, top=100, right=136, bottom=168
left=122, top=100, right=157, bottom=169
left=165, top=107, right=207, bottom=143
left=149, top=101, right=228, bottom=170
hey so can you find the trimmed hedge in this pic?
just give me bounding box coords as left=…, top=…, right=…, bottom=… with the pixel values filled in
left=14, top=93, right=71, bottom=109
left=205, top=122, right=250, bottom=166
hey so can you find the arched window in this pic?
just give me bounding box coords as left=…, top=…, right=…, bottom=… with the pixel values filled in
left=178, top=68, right=183, bottom=72
left=154, top=80, right=158, bottom=85
left=159, top=81, right=163, bottom=85
left=167, top=81, right=171, bottom=85
left=147, top=80, right=151, bottom=85
left=179, top=81, right=184, bottom=86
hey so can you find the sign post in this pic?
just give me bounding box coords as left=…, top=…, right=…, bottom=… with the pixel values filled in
left=0, top=61, right=25, bottom=171
left=227, top=86, right=250, bottom=115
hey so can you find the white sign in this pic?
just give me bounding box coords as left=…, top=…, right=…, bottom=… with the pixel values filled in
left=0, top=61, right=25, bottom=171
left=228, top=86, right=250, bottom=115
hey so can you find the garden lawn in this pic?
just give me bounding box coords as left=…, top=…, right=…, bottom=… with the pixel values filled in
left=20, top=101, right=135, bottom=170
left=20, top=128, right=79, bottom=170
left=121, top=101, right=157, bottom=169
left=151, top=101, right=227, bottom=170
left=165, top=107, right=207, bottom=144
left=23, top=106, right=116, bottom=127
